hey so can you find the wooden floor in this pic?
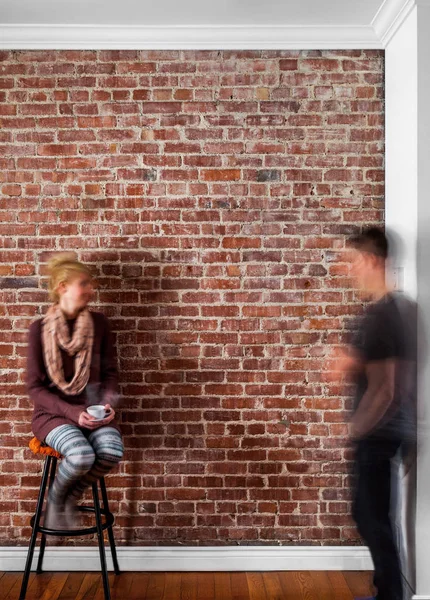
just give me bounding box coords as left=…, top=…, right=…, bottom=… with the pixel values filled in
left=0, top=571, right=373, bottom=599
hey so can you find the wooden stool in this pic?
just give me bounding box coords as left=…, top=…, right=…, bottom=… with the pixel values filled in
left=19, top=438, right=120, bottom=600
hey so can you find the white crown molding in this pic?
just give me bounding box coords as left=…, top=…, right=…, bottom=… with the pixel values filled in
left=0, top=24, right=381, bottom=50
left=372, top=0, right=417, bottom=46
left=0, top=545, right=372, bottom=572
left=0, top=1, right=427, bottom=49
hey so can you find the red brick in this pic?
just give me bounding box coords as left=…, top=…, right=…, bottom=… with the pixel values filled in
left=0, top=105, right=17, bottom=116
left=302, top=58, right=340, bottom=71
left=141, top=102, right=182, bottom=113
left=200, top=169, right=241, bottom=181
left=1, top=184, right=22, bottom=196
left=37, top=144, right=77, bottom=156
left=77, top=116, right=116, bottom=128
left=0, top=118, right=36, bottom=129
left=279, top=59, right=299, bottom=70
left=0, top=77, right=15, bottom=90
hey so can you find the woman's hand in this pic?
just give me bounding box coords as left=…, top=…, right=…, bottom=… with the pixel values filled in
left=78, top=404, right=116, bottom=430
left=102, top=404, right=115, bottom=425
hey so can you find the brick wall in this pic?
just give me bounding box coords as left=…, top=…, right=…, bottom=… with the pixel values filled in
left=0, top=49, right=384, bottom=546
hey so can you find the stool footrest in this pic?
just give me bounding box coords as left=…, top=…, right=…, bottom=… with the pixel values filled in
left=30, top=506, right=115, bottom=537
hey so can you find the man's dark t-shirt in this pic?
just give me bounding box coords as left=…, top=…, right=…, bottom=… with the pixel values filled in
left=351, top=293, right=417, bottom=441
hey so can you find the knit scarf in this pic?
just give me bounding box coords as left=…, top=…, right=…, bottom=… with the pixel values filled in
left=42, top=304, right=94, bottom=396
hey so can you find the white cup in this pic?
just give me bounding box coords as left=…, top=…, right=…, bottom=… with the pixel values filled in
left=87, top=404, right=107, bottom=420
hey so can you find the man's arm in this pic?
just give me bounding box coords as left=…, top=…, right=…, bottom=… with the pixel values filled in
left=329, top=346, right=362, bottom=380
left=350, top=358, right=396, bottom=439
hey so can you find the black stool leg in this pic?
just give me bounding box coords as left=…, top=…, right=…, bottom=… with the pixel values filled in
left=19, top=456, right=52, bottom=600
left=93, top=481, right=111, bottom=600
left=36, top=456, right=57, bottom=574
left=100, top=477, right=120, bottom=575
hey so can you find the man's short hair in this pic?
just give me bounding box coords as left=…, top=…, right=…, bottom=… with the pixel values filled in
left=347, top=227, right=389, bottom=260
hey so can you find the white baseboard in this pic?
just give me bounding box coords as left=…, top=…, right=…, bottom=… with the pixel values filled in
left=412, top=596, right=430, bottom=599
left=0, top=545, right=372, bottom=572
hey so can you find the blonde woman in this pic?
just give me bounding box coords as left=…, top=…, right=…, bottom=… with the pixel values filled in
left=27, top=253, right=123, bottom=527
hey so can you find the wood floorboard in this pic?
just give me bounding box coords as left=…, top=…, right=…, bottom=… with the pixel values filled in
left=3, top=573, right=34, bottom=600
left=180, top=573, right=198, bottom=600
left=162, top=573, right=181, bottom=600
left=343, top=571, right=373, bottom=597
left=145, top=572, right=166, bottom=600
left=196, top=572, right=215, bottom=600
left=25, top=572, right=54, bottom=600
left=214, top=572, right=232, bottom=600
left=310, top=571, right=336, bottom=600
left=261, top=572, right=284, bottom=600
left=55, top=573, right=86, bottom=600
left=0, top=571, right=375, bottom=600
left=246, top=573, right=266, bottom=600
left=230, top=572, right=249, bottom=600
left=129, top=573, right=151, bottom=599
left=294, top=571, right=320, bottom=600
left=277, top=571, right=308, bottom=599
left=74, top=573, right=102, bottom=600
left=326, top=571, right=355, bottom=600
left=39, top=573, right=68, bottom=600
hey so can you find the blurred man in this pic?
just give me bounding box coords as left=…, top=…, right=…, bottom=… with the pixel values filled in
left=336, top=228, right=417, bottom=600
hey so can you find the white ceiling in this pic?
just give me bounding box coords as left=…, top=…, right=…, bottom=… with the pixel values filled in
left=1, top=0, right=383, bottom=27
left=0, top=0, right=418, bottom=49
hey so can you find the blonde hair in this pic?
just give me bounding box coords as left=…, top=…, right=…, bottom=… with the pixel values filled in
left=47, top=253, right=93, bottom=303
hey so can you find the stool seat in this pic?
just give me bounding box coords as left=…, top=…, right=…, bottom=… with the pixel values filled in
left=29, top=437, right=62, bottom=459
left=19, top=446, right=119, bottom=600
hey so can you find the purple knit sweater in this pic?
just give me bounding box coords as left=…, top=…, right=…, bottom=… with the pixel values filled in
left=27, top=311, right=120, bottom=441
